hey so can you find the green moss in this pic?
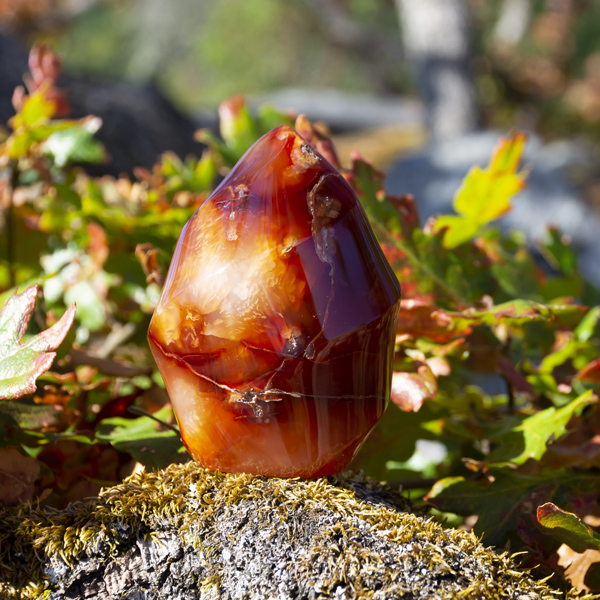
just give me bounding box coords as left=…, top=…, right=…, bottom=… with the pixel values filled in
left=0, top=463, right=591, bottom=599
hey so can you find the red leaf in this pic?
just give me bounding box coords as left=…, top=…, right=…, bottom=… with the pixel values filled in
left=391, top=363, right=438, bottom=412
left=294, top=114, right=341, bottom=169
left=0, top=446, right=40, bottom=506
left=397, top=299, right=472, bottom=342
left=575, top=358, right=600, bottom=383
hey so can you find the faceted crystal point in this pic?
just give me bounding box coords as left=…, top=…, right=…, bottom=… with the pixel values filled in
left=148, top=125, right=401, bottom=478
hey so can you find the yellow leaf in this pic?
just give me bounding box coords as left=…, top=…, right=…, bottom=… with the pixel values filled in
left=454, top=132, right=527, bottom=223
left=434, top=132, right=527, bottom=249
left=433, top=215, right=480, bottom=249
left=11, top=89, right=55, bottom=130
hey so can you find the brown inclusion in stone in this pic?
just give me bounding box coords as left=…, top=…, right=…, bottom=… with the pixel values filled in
left=148, top=125, right=401, bottom=478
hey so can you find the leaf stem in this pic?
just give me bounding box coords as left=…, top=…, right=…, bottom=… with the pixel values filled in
left=374, top=223, right=469, bottom=309
left=128, top=406, right=180, bottom=433
left=6, top=161, right=19, bottom=288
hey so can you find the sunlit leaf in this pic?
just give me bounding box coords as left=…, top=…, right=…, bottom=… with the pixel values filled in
left=575, top=306, right=600, bottom=342
left=557, top=546, right=600, bottom=593
left=391, top=363, right=437, bottom=412
left=96, top=405, right=189, bottom=469
left=483, top=390, right=596, bottom=467
left=433, top=132, right=527, bottom=249
left=536, top=503, right=600, bottom=553
left=44, top=118, right=105, bottom=167
left=0, top=286, right=76, bottom=400
left=12, top=90, right=55, bottom=129
left=397, top=299, right=471, bottom=342
left=440, top=299, right=588, bottom=329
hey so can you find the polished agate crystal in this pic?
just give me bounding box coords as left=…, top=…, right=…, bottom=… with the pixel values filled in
left=148, top=125, right=401, bottom=477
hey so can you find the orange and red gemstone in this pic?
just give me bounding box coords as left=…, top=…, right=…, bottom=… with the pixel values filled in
left=148, top=125, right=401, bottom=477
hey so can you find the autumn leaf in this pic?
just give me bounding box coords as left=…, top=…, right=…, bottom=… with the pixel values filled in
left=294, top=113, right=341, bottom=169
left=557, top=546, right=600, bottom=593
left=0, top=445, right=40, bottom=506
left=391, top=363, right=438, bottom=412
left=0, top=286, right=76, bottom=400
left=434, top=132, right=528, bottom=248
left=397, top=298, right=472, bottom=342
left=536, top=503, right=600, bottom=553
left=575, top=358, right=600, bottom=383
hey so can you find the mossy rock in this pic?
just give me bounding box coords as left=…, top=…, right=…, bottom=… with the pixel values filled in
left=0, top=462, right=578, bottom=599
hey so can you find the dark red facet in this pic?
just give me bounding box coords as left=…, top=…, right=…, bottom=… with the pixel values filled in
left=148, top=125, right=401, bottom=477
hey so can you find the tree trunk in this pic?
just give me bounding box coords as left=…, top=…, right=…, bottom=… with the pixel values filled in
left=1, top=462, right=557, bottom=599
left=395, top=0, right=480, bottom=138
left=493, top=0, right=532, bottom=47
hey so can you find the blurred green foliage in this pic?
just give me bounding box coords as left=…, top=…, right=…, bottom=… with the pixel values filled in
left=57, top=0, right=405, bottom=111
left=43, top=0, right=600, bottom=142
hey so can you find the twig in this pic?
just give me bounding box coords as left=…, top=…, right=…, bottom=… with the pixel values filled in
left=6, top=161, right=19, bottom=288
left=372, top=221, right=470, bottom=310
left=128, top=406, right=180, bottom=433
left=70, top=349, right=151, bottom=377
left=96, top=322, right=137, bottom=359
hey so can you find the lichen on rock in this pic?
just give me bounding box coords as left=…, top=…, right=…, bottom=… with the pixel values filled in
left=0, top=462, right=575, bottom=599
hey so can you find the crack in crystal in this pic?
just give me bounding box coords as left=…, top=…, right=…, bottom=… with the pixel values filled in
left=153, top=343, right=379, bottom=405
left=305, top=173, right=342, bottom=360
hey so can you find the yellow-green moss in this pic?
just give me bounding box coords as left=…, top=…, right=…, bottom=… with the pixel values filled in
left=0, top=463, right=594, bottom=599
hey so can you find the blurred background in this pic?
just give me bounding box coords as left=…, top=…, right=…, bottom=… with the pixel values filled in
left=2, top=0, right=600, bottom=279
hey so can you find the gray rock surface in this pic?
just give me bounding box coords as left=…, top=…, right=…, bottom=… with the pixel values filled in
left=251, top=88, right=425, bottom=132
left=0, top=463, right=556, bottom=600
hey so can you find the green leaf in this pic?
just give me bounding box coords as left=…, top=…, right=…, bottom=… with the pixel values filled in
left=64, top=280, right=105, bottom=332
left=96, top=406, right=189, bottom=469
left=14, top=91, right=55, bottom=129
left=192, top=152, right=218, bottom=190
left=426, top=469, right=560, bottom=546
left=352, top=402, right=437, bottom=481
left=575, top=305, right=600, bottom=342
left=536, top=502, right=600, bottom=553
left=256, top=104, right=294, bottom=133
left=433, top=133, right=527, bottom=249
left=427, top=468, right=599, bottom=546
left=484, top=390, right=596, bottom=466
left=218, top=95, right=259, bottom=160
left=540, top=338, right=598, bottom=374
left=0, top=397, right=63, bottom=430
left=538, top=226, right=578, bottom=276
left=440, top=299, right=553, bottom=328
left=433, top=216, right=480, bottom=250
left=349, top=156, right=407, bottom=236
left=44, top=119, right=105, bottom=167
left=489, top=249, right=540, bottom=300
left=0, top=286, right=76, bottom=400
